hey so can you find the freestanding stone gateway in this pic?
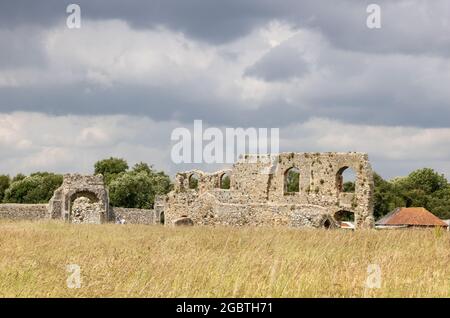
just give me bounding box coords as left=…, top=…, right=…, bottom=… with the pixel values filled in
left=161, top=152, right=375, bottom=229
left=48, top=174, right=110, bottom=224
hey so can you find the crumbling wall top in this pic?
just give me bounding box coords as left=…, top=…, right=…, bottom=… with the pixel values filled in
left=61, top=174, right=105, bottom=187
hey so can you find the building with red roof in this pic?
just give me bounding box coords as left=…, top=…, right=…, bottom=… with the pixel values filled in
left=376, top=207, right=448, bottom=228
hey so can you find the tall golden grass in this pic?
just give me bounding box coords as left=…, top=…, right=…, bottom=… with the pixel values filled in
left=0, top=220, right=448, bottom=297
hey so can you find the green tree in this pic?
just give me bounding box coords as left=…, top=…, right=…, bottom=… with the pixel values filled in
left=108, top=165, right=172, bottom=209
left=189, top=174, right=199, bottom=190
left=343, top=181, right=355, bottom=192
left=132, top=162, right=153, bottom=175
left=372, top=172, right=406, bottom=219
left=373, top=172, right=392, bottom=219
left=3, top=172, right=63, bottom=203
left=373, top=168, right=450, bottom=221
left=285, top=168, right=299, bottom=192
left=0, top=175, right=10, bottom=202
left=399, top=168, right=449, bottom=216
left=94, top=157, right=128, bottom=185
left=109, top=171, right=154, bottom=209
left=221, top=175, right=230, bottom=189
left=12, top=173, right=26, bottom=182
left=406, top=168, right=447, bottom=194
left=148, top=171, right=173, bottom=198
left=427, top=187, right=450, bottom=219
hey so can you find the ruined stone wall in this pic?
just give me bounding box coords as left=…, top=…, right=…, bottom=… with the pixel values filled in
left=0, top=174, right=160, bottom=225
left=0, top=203, right=159, bottom=225
left=163, top=152, right=375, bottom=229
left=0, top=152, right=374, bottom=229
left=111, top=207, right=158, bottom=225
left=266, top=152, right=374, bottom=228
left=175, top=169, right=232, bottom=193
left=71, top=197, right=104, bottom=224
left=0, top=204, right=48, bottom=221
left=48, top=174, right=110, bottom=223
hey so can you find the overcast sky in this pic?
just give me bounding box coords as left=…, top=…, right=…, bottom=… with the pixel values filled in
left=1, top=0, right=450, bottom=179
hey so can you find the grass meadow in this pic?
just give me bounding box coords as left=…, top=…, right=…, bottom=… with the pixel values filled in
left=0, top=220, right=449, bottom=297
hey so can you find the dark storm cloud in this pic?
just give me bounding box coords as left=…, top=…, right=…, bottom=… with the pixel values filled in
left=2, top=74, right=450, bottom=129
left=1, top=0, right=450, bottom=128
left=1, top=0, right=450, bottom=53
left=0, top=81, right=244, bottom=124
left=2, top=0, right=450, bottom=180
left=0, top=0, right=277, bottom=43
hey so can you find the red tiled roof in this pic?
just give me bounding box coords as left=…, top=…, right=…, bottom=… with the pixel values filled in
left=376, top=207, right=447, bottom=227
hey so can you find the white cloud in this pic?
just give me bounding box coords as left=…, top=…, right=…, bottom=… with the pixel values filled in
left=1, top=113, right=450, bottom=179
left=0, top=112, right=178, bottom=175
left=0, top=10, right=450, bottom=179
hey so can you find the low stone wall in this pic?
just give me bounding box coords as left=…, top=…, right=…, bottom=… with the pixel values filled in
left=0, top=203, right=158, bottom=225
left=111, top=207, right=158, bottom=225
left=0, top=204, right=48, bottom=221
left=171, top=197, right=337, bottom=228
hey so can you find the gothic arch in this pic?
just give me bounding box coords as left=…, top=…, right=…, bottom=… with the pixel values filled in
left=284, top=166, right=300, bottom=194
left=336, top=166, right=357, bottom=193
left=219, top=171, right=231, bottom=190
left=188, top=172, right=200, bottom=190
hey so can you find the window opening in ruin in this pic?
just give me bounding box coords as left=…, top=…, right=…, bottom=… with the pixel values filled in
left=336, top=166, right=356, bottom=193
left=284, top=167, right=300, bottom=194
left=323, top=218, right=332, bottom=229
left=189, top=173, right=199, bottom=190
left=160, top=211, right=165, bottom=225
left=220, top=172, right=231, bottom=190
left=334, top=210, right=355, bottom=223
left=70, top=191, right=99, bottom=203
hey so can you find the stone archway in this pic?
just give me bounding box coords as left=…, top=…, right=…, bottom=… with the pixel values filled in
left=48, top=174, right=110, bottom=223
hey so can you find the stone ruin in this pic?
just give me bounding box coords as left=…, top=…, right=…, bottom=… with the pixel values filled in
left=161, top=152, right=375, bottom=229
left=0, top=152, right=375, bottom=229
left=44, top=174, right=158, bottom=224
left=48, top=174, right=110, bottom=223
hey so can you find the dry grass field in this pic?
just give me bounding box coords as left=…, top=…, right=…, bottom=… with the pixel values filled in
left=0, top=220, right=449, bottom=297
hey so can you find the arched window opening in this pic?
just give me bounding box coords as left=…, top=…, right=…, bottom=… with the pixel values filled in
left=67, top=191, right=99, bottom=213
left=334, top=210, right=355, bottom=223
left=188, top=173, right=199, bottom=190
left=160, top=211, right=165, bottom=225
left=336, top=167, right=356, bottom=193
left=284, top=167, right=300, bottom=194
left=70, top=191, right=99, bottom=204
left=220, top=172, right=231, bottom=190
left=323, top=218, right=332, bottom=229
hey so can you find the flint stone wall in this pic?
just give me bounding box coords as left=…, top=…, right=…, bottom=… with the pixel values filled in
left=0, top=174, right=161, bottom=225
left=163, top=152, right=375, bottom=229
left=111, top=207, right=158, bottom=225
left=0, top=204, right=48, bottom=221
left=71, top=197, right=104, bottom=224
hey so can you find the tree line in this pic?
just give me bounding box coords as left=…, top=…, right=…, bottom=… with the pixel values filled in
left=372, top=168, right=450, bottom=220
left=0, top=158, right=172, bottom=209
left=0, top=160, right=449, bottom=219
